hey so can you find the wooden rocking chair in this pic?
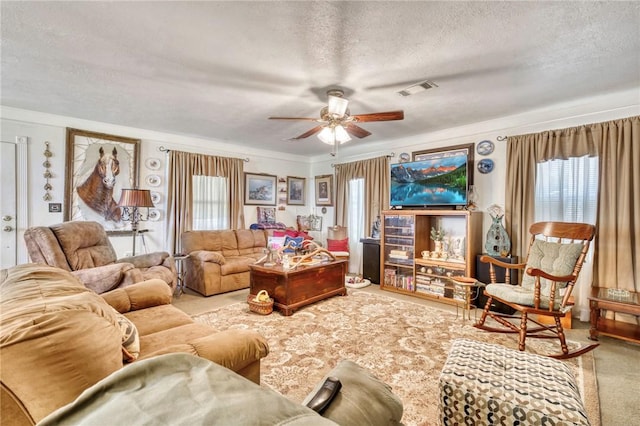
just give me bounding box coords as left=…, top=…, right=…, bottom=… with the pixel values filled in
left=475, top=221, right=599, bottom=359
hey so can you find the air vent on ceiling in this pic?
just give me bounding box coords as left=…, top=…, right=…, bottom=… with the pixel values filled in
left=397, top=80, right=438, bottom=97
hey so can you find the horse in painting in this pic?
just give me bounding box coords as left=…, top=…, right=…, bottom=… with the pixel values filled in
left=76, top=146, right=122, bottom=222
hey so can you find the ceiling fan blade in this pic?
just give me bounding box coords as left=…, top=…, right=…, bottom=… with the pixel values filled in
left=352, top=110, right=404, bottom=122
left=289, top=125, right=324, bottom=140
left=269, top=116, right=319, bottom=121
left=345, top=123, right=372, bottom=139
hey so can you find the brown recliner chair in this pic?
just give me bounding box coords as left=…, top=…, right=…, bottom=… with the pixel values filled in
left=23, top=221, right=176, bottom=293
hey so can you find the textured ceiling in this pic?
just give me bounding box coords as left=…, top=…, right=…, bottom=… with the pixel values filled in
left=2, top=1, right=639, bottom=158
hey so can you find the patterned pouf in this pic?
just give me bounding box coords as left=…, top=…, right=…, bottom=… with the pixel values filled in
left=439, top=338, right=589, bottom=425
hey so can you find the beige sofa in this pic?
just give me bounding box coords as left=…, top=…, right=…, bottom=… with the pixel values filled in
left=0, top=264, right=269, bottom=426
left=181, top=229, right=268, bottom=296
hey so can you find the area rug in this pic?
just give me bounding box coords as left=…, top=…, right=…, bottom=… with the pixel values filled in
left=193, top=291, right=600, bottom=426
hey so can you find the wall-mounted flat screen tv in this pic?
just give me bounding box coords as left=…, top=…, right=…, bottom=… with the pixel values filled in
left=390, top=145, right=473, bottom=208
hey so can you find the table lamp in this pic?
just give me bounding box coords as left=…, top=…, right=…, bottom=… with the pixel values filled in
left=118, top=188, right=154, bottom=256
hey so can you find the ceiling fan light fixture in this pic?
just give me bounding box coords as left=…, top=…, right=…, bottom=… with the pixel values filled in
left=317, top=126, right=335, bottom=145
left=327, top=94, right=349, bottom=117
left=334, top=125, right=351, bottom=143
left=397, top=80, right=438, bottom=97
left=317, top=125, right=351, bottom=145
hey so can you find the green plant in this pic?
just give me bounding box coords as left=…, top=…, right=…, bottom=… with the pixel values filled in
left=430, top=227, right=445, bottom=241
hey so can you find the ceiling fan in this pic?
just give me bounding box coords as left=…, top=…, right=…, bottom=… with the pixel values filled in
left=269, top=89, right=404, bottom=151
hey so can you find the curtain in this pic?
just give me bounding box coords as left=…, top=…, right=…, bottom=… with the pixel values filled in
left=335, top=155, right=390, bottom=233
left=505, top=116, right=639, bottom=321
left=166, top=150, right=244, bottom=253
left=335, top=155, right=389, bottom=274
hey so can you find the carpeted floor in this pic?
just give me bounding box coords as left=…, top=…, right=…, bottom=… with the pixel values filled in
left=193, top=290, right=599, bottom=426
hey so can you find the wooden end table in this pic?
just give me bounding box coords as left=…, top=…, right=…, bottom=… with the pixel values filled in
left=589, top=287, right=640, bottom=343
left=249, top=259, right=347, bottom=316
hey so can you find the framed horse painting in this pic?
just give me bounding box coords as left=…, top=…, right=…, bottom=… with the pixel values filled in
left=64, top=128, right=141, bottom=235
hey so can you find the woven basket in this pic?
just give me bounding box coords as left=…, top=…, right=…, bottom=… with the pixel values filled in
left=247, top=290, right=274, bottom=315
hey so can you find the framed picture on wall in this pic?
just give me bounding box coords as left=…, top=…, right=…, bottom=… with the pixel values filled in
left=244, top=172, right=277, bottom=205
left=315, top=174, right=333, bottom=206
left=412, top=143, right=475, bottom=186
left=64, top=128, right=140, bottom=235
left=286, top=176, right=306, bottom=205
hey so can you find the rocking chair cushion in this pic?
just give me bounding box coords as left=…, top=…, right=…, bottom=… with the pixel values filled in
left=486, top=283, right=560, bottom=309
left=521, top=240, right=584, bottom=294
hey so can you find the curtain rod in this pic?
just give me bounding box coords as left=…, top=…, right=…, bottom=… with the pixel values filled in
left=157, top=146, right=249, bottom=162
left=496, top=136, right=507, bottom=141
left=331, top=152, right=395, bottom=168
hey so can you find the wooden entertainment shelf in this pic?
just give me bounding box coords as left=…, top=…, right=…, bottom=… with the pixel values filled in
left=380, top=210, right=482, bottom=310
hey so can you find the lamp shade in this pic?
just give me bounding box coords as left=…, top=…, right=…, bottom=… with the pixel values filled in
left=118, top=189, right=154, bottom=208
left=334, top=125, right=351, bottom=144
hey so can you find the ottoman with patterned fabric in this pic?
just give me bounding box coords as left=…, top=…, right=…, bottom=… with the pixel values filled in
left=439, top=339, right=589, bottom=425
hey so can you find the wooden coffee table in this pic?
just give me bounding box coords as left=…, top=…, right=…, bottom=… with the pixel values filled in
left=249, top=259, right=347, bottom=316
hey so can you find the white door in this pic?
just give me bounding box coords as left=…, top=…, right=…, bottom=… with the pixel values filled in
left=0, top=141, right=17, bottom=268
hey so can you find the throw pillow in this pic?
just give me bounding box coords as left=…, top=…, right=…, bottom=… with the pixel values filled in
left=283, top=236, right=304, bottom=252
left=110, top=307, right=140, bottom=362
left=267, top=236, right=286, bottom=250
left=256, top=207, right=276, bottom=224
left=327, top=238, right=349, bottom=252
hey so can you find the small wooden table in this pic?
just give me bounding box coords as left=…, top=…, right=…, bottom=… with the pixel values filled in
left=249, top=259, right=347, bottom=316
left=589, top=287, right=640, bottom=343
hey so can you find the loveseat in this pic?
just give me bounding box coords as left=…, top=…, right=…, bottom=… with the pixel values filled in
left=181, top=229, right=268, bottom=296
left=0, top=264, right=269, bottom=426
left=24, top=221, right=177, bottom=293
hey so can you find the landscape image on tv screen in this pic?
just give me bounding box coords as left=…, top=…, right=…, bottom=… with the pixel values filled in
left=390, top=151, right=468, bottom=207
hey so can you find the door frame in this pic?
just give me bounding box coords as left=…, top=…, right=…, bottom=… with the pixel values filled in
left=1, top=137, right=29, bottom=266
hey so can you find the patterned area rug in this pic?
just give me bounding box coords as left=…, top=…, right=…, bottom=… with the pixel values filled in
left=193, top=291, right=599, bottom=426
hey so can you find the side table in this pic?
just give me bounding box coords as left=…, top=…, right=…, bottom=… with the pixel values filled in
left=173, top=254, right=188, bottom=297
left=589, top=287, right=640, bottom=344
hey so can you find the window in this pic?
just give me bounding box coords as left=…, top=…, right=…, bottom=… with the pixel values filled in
left=535, top=155, right=599, bottom=321
left=535, top=156, right=599, bottom=224
left=347, top=178, right=365, bottom=274
left=192, top=175, right=229, bottom=230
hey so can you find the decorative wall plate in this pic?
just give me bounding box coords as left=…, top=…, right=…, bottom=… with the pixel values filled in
left=148, top=208, right=161, bottom=221
left=476, top=140, right=495, bottom=156
left=477, top=159, right=495, bottom=174
left=150, top=191, right=162, bottom=204
left=146, top=174, right=162, bottom=187
left=145, top=158, right=162, bottom=170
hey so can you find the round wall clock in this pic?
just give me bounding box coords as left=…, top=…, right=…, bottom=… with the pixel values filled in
left=399, top=152, right=411, bottom=163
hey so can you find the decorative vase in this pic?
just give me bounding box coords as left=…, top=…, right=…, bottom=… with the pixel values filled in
left=434, top=240, right=443, bottom=256
left=485, top=215, right=511, bottom=256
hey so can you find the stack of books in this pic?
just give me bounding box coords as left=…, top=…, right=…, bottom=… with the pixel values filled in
left=389, top=249, right=409, bottom=260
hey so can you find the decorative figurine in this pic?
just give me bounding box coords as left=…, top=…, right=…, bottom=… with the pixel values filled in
left=371, top=216, right=381, bottom=239
left=485, top=204, right=511, bottom=256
